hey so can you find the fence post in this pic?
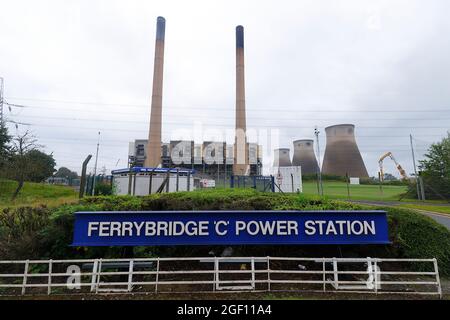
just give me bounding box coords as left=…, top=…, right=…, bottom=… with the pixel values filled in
left=267, top=257, right=271, bottom=292
left=95, top=259, right=103, bottom=294
left=165, top=171, right=170, bottom=193
left=322, top=259, right=326, bottom=292
left=433, top=258, right=442, bottom=299
left=21, top=260, right=30, bottom=295
left=90, top=259, right=98, bottom=292
left=251, top=257, right=256, bottom=290
left=127, top=172, right=133, bottom=195
left=128, top=260, right=134, bottom=292
left=332, top=258, right=338, bottom=289
left=374, top=259, right=379, bottom=295
left=291, top=174, right=294, bottom=193
left=48, top=260, right=53, bottom=295
left=214, top=257, right=219, bottom=291
left=79, top=155, right=93, bottom=198
left=155, top=258, right=160, bottom=294
left=187, top=172, right=191, bottom=192
left=132, top=173, right=137, bottom=196
left=149, top=169, right=154, bottom=195
left=176, top=169, right=180, bottom=192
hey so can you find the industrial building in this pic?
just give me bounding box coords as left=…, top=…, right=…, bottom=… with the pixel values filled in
left=126, top=17, right=370, bottom=187
left=322, top=124, right=369, bottom=178
left=129, top=139, right=263, bottom=178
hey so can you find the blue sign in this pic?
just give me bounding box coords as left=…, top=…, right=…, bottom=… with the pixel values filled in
left=72, top=211, right=390, bottom=246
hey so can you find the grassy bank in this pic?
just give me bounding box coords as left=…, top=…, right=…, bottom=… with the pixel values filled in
left=1, top=188, right=449, bottom=276
left=302, top=181, right=408, bottom=201
left=0, top=179, right=78, bottom=209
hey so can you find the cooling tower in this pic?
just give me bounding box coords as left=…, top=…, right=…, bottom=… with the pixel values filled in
left=322, top=124, right=369, bottom=178
left=233, top=25, right=250, bottom=176
left=292, top=139, right=319, bottom=175
left=145, top=17, right=166, bottom=168
left=273, top=149, right=292, bottom=167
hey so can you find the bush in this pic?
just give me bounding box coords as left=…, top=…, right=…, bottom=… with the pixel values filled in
left=94, top=182, right=113, bottom=196
left=384, top=207, right=450, bottom=274
left=1, top=189, right=449, bottom=276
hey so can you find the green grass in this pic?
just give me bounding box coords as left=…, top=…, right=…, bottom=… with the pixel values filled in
left=398, top=204, right=450, bottom=215
left=0, top=179, right=78, bottom=209
left=302, top=181, right=408, bottom=201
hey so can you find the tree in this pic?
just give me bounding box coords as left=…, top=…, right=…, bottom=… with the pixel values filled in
left=383, top=173, right=398, bottom=181
left=416, top=133, right=450, bottom=200
left=24, top=150, right=56, bottom=183
left=54, top=167, right=79, bottom=180
left=6, top=131, right=55, bottom=199
left=0, top=123, right=11, bottom=170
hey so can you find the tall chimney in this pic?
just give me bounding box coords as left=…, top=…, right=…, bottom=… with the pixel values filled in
left=145, top=16, right=166, bottom=168
left=233, top=25, right=249, bottom=176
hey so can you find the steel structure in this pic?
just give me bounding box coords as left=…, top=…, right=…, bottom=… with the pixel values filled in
left=292, top=139, right=319, bottom=175
left=379, top=152, right=408, bottom=182
left=322, top=124, right=369, bottom=178
left=0, top=257, right=441, bottom=298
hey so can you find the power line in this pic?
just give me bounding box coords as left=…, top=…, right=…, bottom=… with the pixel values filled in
left=9, top=112, right=450, bottom=123
left=6, top=97, right=450, bottom=113
left=8, top=120, right=449, bottom=131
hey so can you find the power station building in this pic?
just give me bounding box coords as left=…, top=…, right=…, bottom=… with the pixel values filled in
left=129, top=139, right=263, bottom=177
left=127, top=17, right=370, bottom=184
left=322, top=124, right=369, bottom=178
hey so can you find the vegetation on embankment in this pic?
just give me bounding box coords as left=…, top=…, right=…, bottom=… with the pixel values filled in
left=0, top=179, right=78, bottom=209
left=0, top=189, right=449, bottom=276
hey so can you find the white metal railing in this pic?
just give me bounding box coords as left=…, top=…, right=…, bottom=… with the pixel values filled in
left=0, top=257, right=442, bottom=298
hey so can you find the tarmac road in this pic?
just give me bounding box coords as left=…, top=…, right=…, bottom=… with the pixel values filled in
left=349, top=200, right=450, bottom=230
left=414, top=210, right=450, bottom=229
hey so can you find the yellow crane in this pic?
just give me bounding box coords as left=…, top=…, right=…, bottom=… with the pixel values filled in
left=379, top=152, right=408, bottom=182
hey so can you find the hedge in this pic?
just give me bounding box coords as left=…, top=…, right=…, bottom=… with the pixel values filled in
left=1, top=189, right=449, bottom=276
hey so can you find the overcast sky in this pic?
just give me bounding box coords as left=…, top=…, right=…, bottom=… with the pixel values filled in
left=1, top=0, right=449, bottom=177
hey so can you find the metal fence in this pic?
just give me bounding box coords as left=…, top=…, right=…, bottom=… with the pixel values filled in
left=0, top=257, right=442, bottom=298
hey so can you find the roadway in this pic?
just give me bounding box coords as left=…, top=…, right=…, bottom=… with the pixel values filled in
left=349, top=200, right=450, bottom=230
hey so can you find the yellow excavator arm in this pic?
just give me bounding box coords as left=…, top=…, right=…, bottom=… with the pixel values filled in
left=379, top=152, right=408, bottom=181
